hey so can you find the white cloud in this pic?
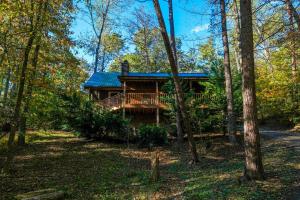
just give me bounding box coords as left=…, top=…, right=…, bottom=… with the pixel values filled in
left=191, top=24, right=209, bottom=33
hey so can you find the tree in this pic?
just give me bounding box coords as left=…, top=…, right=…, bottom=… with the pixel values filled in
left=240, top=0, right=264, bottom=180
left=219, top=0, right=237, bottom=143
left=8, top=1, right=45, bottom=147
left=284, top=0, right=300, bottom=32
left=231, top=0, right=242, bottom=72
left=152, top=0, right=199, bottom=162
left=18, top=41, right=41, bottom=145
left=129, top=7, right=155, bottom=66
left=101, top=33, right=124, bottom=69
left=85, top=0, right=111, bottom=73
left=84, top=0, right=125, bottom=72
left=284, top=0, right=298, bottom=79
left=168, top=0, right=184, bottom=147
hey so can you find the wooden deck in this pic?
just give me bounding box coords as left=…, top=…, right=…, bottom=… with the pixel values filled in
left=97, top=93, right=206, bottom=111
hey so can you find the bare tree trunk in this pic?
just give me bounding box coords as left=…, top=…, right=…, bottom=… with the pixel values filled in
left=232, top=0, right=242, bottom=72
left=91, top=0, right=111, bottom=73
left=142, top=27, right=151, bottom=66
left=3, top=68, right=11, bottom=104
left=285, top=0, right=298, bottom=77
left=153, top=0, right=199, bottom=163
left=18, top=44, right=40, bottom=145
left=175, top=104, right=184, bottom=145
left=240, top=0, right=264, bottom=180
left=285, top=0, right=300, bottom=32
left=168, top=0, right=184, bottom=147
left=168, top=0, right=177, bottom=64
left=254, top=25, right=273, bottom=72
left=220, top=0, right=237, bottom=144
left=285, top=0, right=299, bottom=115
left=101, top=49, right=106, bottom=72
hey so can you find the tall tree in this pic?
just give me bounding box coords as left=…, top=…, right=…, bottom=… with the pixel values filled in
left=86, top=0, right=111, bottom=73
left=168, top=0, right=184, bottom=147
left=285, top=0, right=298, bottom=77
left=220, top=0, right=237, bottom=143
left=153, top=0, right=199, bottom=162
left=284, top=0, right=300, bottom=32
left=18, top=42, right=41, bottom=145
left=231, top=0, right=242, bottom=72
left=240, top=0, right=264, bottom=180
left=7, top=1, right=45, bottom=146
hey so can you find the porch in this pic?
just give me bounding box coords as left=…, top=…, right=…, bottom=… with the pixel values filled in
left=97, top=92, right=207, bottom=111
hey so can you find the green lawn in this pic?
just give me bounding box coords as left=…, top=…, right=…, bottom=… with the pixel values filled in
left=0, top=131, right=299, bottom=199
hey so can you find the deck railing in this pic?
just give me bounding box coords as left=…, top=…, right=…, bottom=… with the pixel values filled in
left=99, top=93, right=123, bottom=110
left=98, top=93, right=207, bottom=110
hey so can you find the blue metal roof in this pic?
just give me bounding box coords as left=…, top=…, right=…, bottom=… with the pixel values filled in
left=84, top=72, right=121, bottom=88
left=84, top=72, right=208, bottom=88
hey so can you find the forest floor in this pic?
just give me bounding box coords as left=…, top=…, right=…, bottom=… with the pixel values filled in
left=0, top=129, right=299, bottom=200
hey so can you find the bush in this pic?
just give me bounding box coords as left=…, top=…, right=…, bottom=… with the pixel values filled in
left=72, top=99, right=130, bottom=140
left=137, top=125, right=167, bottom=147
left=0, top=100, right=14, bottom=132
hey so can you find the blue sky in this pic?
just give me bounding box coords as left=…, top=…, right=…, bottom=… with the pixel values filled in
left=71, top=0, right=213, bottom=64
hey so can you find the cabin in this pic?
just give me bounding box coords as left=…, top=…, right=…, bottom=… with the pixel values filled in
left=84, top=61, right=209, bottom=125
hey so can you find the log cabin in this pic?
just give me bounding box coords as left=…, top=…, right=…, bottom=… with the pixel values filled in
left=84, top=61, right=209, bottom=125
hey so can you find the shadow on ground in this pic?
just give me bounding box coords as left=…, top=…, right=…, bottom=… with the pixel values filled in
left=1, top=131, right=299, bottom=200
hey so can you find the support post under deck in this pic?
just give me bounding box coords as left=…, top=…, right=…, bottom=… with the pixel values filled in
left=156, top=81, right=159, bottom=126
left=123, top=81, right=126, bottom=119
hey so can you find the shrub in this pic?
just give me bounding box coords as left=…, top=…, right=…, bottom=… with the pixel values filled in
left=74, top=100, right=130, bottom=140
left=137, top=125, right=167, bottom=147
left=0, top=100, right=14, bottom=132
left=101, top=111, right=130, bottom=140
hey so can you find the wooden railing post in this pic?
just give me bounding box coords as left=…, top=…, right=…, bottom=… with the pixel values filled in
left=156, top=82, right=159, bottom=126
left=123, top=81, right=126, bottom=119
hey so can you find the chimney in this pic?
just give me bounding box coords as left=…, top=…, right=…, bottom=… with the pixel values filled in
left=121, top=60, right=129, bottom=76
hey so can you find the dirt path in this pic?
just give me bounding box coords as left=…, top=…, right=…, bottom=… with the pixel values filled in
left=260, top=128, right=300, bottom=199
left=260, top=129, right=300, bottom=152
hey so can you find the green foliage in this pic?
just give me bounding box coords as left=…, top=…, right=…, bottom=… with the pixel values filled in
left=0, top=100, right=13, bottom=132
left=137, top=124, right=167, bottom=147
left=61, top=93, right=130, bottom=140
left=256, top=47, right=300, bottom=125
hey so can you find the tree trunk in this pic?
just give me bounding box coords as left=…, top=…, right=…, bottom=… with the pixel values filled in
left=3, top=67, right=11, bottom=104
left=7, top=35, right=36, bottom=146
left=93, top=0, right=110, bottom=73
left=285, top=0, right=300, bottom=32
left=254, top=25, right=273, bottom=72
left=232, top=0, right=242, bottom=72
left=101, top=49, right=106, bottom=72
left=220, top=0, right=237, bottom=144
left=240, top=0, right=264, bottom=180
left=285, top=0, right=299, bottom=116
left=153, top=0, right=199, bottom=163
left=143, top=27, right=151, bottom=66
left=18, top=44, right=40, bottom=145
left=175, top=104, right=184, bottom=145
left=285, top=0, right=298, bottom=77
left=7, top=0, right=44, bottom=147
left=168, top=0, right=177, bottom=64
left=168, top=0, right=184, bottom=147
